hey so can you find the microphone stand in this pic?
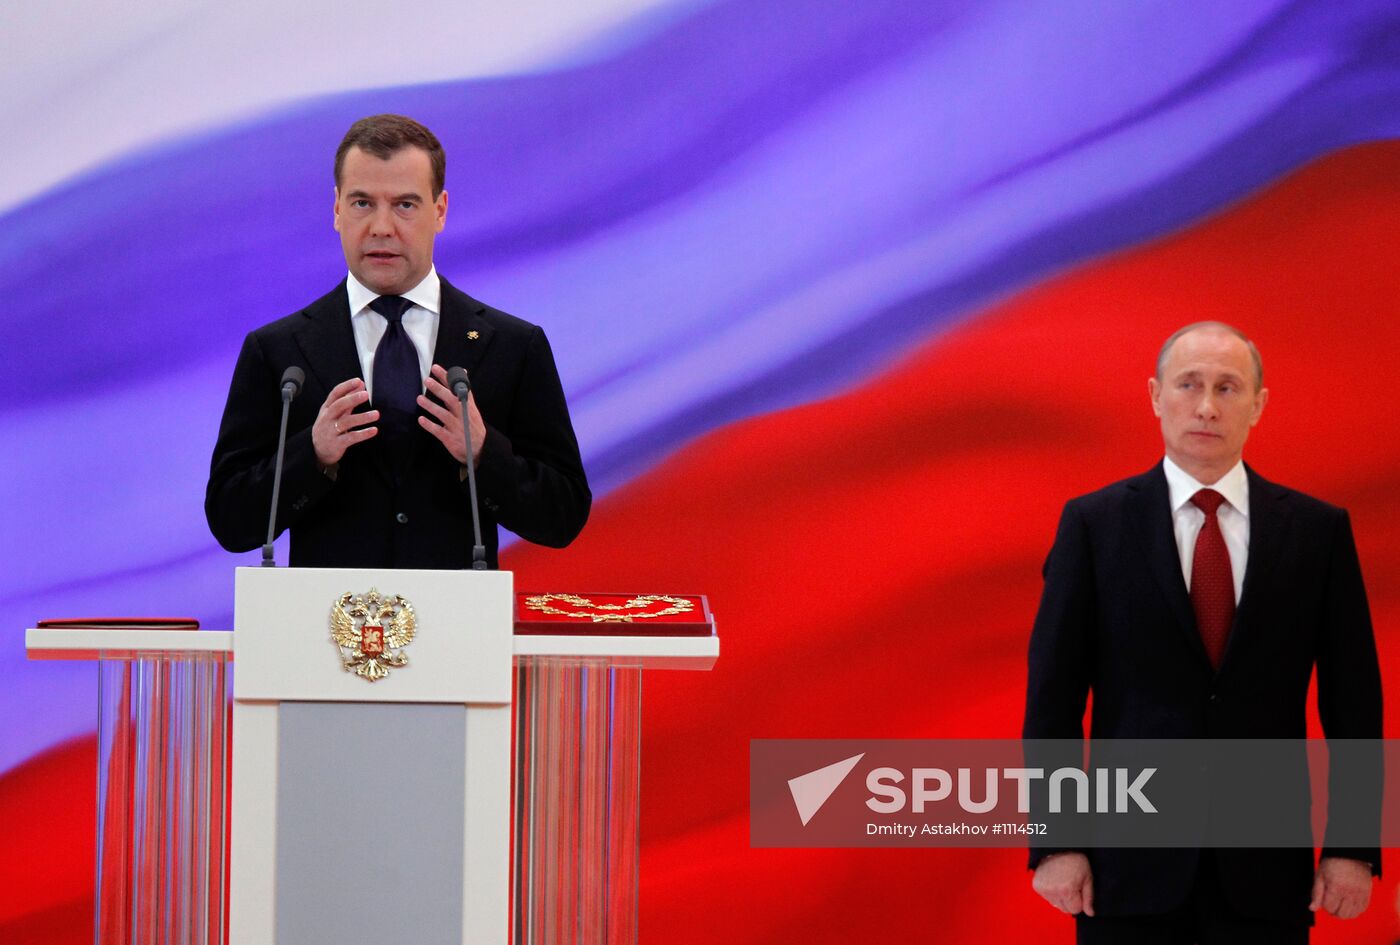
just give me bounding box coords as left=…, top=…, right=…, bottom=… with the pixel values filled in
left=449, top=368, right=489, bottom=570
left=261, top=370, right=302, bottom=566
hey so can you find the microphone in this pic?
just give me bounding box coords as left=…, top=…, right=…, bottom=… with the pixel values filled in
left=280, top=365, right=304, bottom=399
left=261, top=366, right=305, bottom=567
left=447, top=366, right=470, bottom=400
left=447, top=366, right=488, bottom=570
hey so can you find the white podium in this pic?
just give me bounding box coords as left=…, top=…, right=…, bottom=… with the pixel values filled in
left=232, top=567, right=514, bottom=945
left=25, top=568, right=718, bottom=945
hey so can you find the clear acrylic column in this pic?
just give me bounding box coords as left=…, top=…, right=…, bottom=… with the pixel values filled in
left=96, top=651, right=229, bottom=945
left=513, top=657, right=642, bottom=945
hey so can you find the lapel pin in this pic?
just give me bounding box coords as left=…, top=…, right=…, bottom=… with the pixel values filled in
left=467, top=330, right=480, bottom=340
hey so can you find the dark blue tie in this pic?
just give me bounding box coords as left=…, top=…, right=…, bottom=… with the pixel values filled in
left=370, top=295, right=420, bottom=443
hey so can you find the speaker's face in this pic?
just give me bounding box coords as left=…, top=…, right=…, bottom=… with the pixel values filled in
left=333, top=145, right=447, bottom=297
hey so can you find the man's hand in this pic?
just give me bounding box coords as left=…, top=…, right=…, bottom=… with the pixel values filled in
left=1310, top=856, right=1372, bottom=919
left=313, top=378, right=378, bottom=467
left=419, top=364, right=485, bottom=467
left=1032, top=852, right=1094, bottom=916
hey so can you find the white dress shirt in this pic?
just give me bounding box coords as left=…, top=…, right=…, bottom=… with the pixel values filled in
left=346, top=267, right=441, bottom=400
left=1162, top=456, right=1249, bottom=604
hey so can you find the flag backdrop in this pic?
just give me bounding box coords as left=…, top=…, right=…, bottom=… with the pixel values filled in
left=4, top=0, right=1400, bottom=940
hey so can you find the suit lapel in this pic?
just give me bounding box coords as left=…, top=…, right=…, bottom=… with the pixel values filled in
left=292, top=282, right=363, bottom=391
left=292, top=281, right=395, bottom=486
left=1128, top=464, right=1212, bottom=669
left=408, top=277, right=495, bottom=471
left=431, top=277, right=494, bottom=376
left=1222, top=465, right=1290, bottom=667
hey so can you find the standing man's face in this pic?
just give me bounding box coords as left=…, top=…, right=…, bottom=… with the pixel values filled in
left=334, top=145, right=447, bottom=296
left=1148, top=327, right=1268, bottom=482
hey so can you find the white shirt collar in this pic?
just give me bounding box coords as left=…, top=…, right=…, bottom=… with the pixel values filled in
left=346, top=265, right=441, bottom=317
left=1163, top=456, right=1249, bottom=518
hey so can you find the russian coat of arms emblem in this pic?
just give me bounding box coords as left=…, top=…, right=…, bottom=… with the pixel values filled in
left=330, top=588, right=416, bottom=682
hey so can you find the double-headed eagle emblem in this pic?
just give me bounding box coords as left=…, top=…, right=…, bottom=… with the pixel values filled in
left=330, top=588, right=416, bottom=682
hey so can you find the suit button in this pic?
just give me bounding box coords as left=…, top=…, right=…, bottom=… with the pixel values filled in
left=395, top=512, right=409, bottom=524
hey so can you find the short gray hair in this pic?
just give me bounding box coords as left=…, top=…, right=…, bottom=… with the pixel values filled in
left=1155, top=321, right=1263, bottom=389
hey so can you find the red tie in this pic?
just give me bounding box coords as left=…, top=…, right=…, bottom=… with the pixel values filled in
left=1190, top=488, right=1234, bottom=668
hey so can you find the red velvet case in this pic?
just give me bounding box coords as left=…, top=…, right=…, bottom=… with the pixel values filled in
left=514, top=593, right=712, bottom=636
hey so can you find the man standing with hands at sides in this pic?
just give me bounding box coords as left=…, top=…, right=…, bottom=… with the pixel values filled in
left=206, top=114, right=590, bottom=568
left=1024, top=322, right=1381, bottom=943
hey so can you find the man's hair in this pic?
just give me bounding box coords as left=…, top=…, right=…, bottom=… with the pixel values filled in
left=334, top=114, right=446, bottom=197
left=1155, top=321, right=1264, bottom=390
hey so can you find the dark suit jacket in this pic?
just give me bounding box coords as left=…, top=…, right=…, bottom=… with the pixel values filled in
left=1023, top=462, right=1382, bottom=921
left=205, top=278, right=590, bottom=568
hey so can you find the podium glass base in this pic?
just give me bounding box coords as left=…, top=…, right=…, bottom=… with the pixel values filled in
left=96, top=653, right=229, bottom=945
left=514, top=658, right=642, bottom=945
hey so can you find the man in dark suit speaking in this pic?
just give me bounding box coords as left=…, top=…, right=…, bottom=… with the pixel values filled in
left=1024, top=322, right=1381, bottom=942
left=206, top=114, right=590, bottom=568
